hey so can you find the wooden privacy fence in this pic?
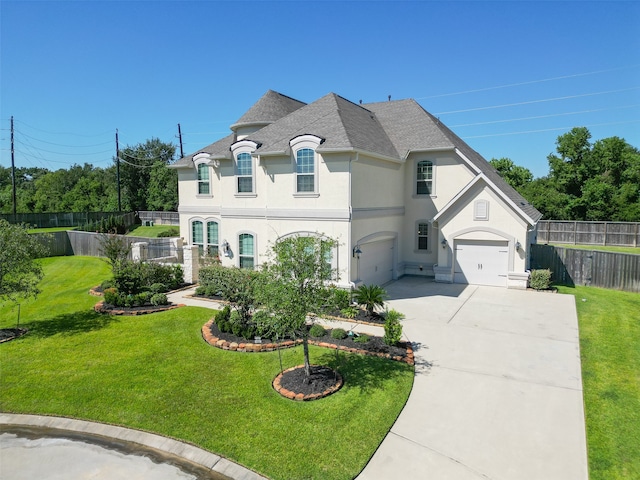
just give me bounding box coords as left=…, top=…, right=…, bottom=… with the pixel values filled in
left=1, top=212, right=136, bottom=229
left=137, top=211, right=179, bottom=226
left=530, top=244, right=640, bottom=293
left=35, top=230, right=182, bottom=262
left=537, top=220, right=640, bottom=247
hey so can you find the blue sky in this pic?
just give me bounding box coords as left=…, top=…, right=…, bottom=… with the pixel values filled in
left=1, top=0, right=639, bottom=178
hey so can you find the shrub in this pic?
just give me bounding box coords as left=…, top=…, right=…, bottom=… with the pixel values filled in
left=340, top=306, right=358, bottom=319
left=103, top=287, right=119, bottom=306
left=354, top=284, right=386, bottom=316
left=215, top=306, right=231, bottom=333
left=138, top=291, right=152, bottom=305
left=157, top=227, right=180, bottom=238
left=150, top=293, right=168, bottom=306
left=331, top=328, right=347, bottom=340
left=309, top=324, right=326, bottom=338
left=149, top=282, right=167, bottom=294
left=195, top=286, right=207, bottom=296
left=253, top=310, right=277, bottom=339
left=384, top=309, right=404, bottom=346
left=100, top=279, right=114, bottom=290
left=354, top=334, right=370, bottom=344
left=530, top=269, right=552, bottom=290
left=113, top=260, right=145, bottom=295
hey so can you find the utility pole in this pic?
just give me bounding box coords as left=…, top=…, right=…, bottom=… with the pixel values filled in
left=10, top=116, right=16, bottom=221
left=177, top=123, right=184, bottom=158
left=116, top=129, right=122, bottom=212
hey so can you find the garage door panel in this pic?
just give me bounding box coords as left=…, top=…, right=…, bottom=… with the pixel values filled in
left=454, top=241, right=508, bottom=287
left=359, top=239, right=394, bottom=286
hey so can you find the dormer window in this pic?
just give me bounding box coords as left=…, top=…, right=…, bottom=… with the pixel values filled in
left=197, top=163, right=210, bottom=195
left=290, top=134, right=323, bottom=196
left=296, top=148, right=315, bottom=193
left=236, top=152, right=253, bottom=193
left=230, top=140, right=259, bottom=197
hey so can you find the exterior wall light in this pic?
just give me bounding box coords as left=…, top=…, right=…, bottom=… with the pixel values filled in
left=441, top=238, right=448, bottom=249
left=222, top=239, right=230, bottom=257
left=353, top=245, right=362, bottom=258
left=515, top=241, right=521, bottom=251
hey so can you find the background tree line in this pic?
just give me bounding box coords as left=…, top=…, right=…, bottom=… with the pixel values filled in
left=1, top=129, right=639, bottom=221
left=491, top=127, right=640, bottom=221
left=0, top=138, right=178, bottom=214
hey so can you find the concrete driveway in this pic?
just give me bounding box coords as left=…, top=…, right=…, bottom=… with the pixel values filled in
left=357, top=277, right=588, bottom=480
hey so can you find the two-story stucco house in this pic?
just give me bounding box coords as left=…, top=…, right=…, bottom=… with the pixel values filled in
left=171, top=90, right=542, bottom=289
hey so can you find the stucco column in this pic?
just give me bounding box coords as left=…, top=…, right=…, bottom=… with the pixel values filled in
left=131, top=242, right=148, bottom=262
left=183, top=245, right=200, bottom=284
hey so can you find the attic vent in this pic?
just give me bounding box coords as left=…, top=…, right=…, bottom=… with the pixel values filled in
left=474, top=199, right=489, bottom=221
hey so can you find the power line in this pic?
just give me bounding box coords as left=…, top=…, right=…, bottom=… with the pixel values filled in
left=15, top=129, right=113, bottom=148
left=12, top=119, right=113, bottom=137
left=450, top=104, right=640, bottom=128
left=14, top=140, right=113, bottom=156
left=462, top=119, right=640, bottom=139
left=434, top=87, right=640, bottom=115
left=417, top=64, right=640, bottom=100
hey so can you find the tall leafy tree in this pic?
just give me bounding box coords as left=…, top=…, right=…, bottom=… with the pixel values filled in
left=489, top=157, right=533, bottom=190
left=118, top=138, right=176, bottom=211
left=257, top=235, right=337, bottom=377
left=0, top=220, right=49, bottom=304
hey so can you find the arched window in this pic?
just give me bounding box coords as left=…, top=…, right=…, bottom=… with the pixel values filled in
left=296, top=148, right=315, bottom=193
left=238, top=233, right=255, bottom=269
left=197, top=163, right=210, bottom=195
left=206, top=221, right=219, bottom=256
left=192, top=220, right=204, bottom=254
left=236, top=152, right=253, bottom=193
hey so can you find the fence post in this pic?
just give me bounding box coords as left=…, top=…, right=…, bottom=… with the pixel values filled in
left=183, top=245, right=200, bottom=284
left=132, top=242, right=148, bottom=261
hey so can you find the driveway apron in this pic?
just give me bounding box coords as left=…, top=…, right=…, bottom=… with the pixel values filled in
left=357, top=277, right=588, bottom=480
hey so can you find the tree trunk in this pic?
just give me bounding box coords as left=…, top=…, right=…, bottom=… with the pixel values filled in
left=303, top=336, right=311, bottom=378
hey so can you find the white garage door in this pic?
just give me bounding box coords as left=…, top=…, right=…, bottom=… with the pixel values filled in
left=454, top=240, right=508, bottom=287
left=359, top=239, right=394, bottom=286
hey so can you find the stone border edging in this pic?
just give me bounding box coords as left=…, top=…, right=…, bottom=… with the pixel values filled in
left=272, top=365, right=343, bottom=401
left=94, top=301, right=185, bottom=316
left=201, top=319, right=414, bottom=365
left=0, top=413, right=267, bottom=480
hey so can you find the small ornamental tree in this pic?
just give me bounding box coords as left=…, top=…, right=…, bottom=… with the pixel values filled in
left=0, top=220, right=50, bottom=305
left=258, top=234, right=337, bottom=378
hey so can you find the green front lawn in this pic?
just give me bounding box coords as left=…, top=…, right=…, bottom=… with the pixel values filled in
left=558, top=285, right=640, bottom=480
left=127, top=224, right=179, bottom=238
left=0, top=256, right=413, bottom=480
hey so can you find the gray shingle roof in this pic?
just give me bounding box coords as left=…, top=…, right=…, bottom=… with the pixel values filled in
left=231, top=90, right=306, bottom=130
left=248, top=93, right=398, bottom=159
left=172, top=91, right=542, bottom=223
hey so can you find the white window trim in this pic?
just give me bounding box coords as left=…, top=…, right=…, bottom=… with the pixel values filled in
left=231, top=141, right=258, bottom=198
left=193, top=154, right=213, bottom=198
left=237, top=230, right=257, bottom=269
left=190, top=217, right=221, bottom=257
left=413, top=159, right=436, bottom=198
left=290, top=135, right=322, bottom=197
left=414, top=219, right=432, bottom=254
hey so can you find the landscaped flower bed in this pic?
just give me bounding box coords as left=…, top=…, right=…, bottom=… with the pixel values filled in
left=202, top=318, right=414, bottom=365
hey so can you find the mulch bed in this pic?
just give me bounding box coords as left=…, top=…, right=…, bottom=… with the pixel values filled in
left=273, top=365, right=343, bottom=401
left=0, top=328, right=28, bottom=344
left=94, top=301, right=184, bottom=316
left=202, top=319, right=414, bottom=364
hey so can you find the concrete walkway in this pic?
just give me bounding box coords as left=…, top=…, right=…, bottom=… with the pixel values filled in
left=357, top=278, right=588, bottom=480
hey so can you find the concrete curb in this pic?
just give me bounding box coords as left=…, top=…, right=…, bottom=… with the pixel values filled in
left=0, top=413, right=267, bottom=480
